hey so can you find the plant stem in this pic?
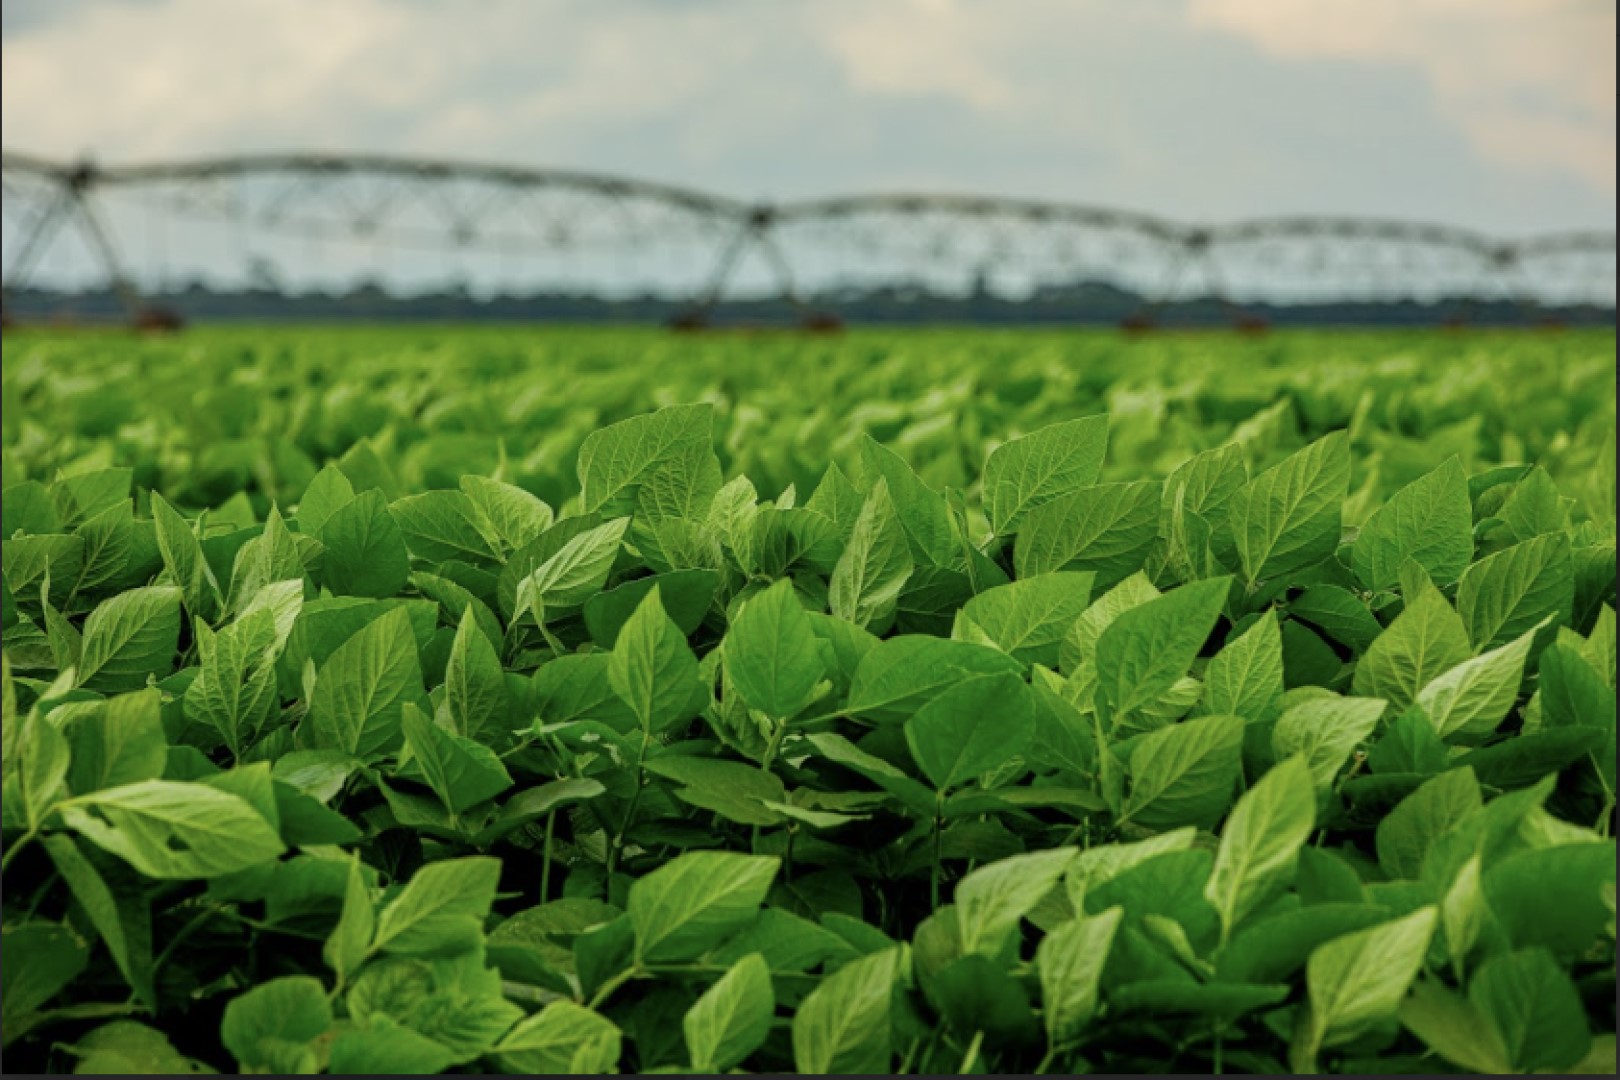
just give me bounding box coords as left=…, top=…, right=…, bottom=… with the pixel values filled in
left=1, top=829, right=38, bottom=873
left=606, top=729, right=652, bottom=876
left=959, top=1030, right=985, bottom=1074
left=930, top=793, right=946, bottom=910
left=1033, top=1045, right=1057, bottom=1075
left=760, top=719, right=788, bottom=772
left=586, top=963, right=642, bottom=1009
left=541, top=809, right=557, bottom=900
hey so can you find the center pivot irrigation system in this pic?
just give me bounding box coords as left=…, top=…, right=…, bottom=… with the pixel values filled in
left=2, top=150, right=1615, bottom=329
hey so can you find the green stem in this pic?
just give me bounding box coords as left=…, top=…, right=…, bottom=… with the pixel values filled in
left=760, top=720, right=788, bottom=772
left=1, top=829, right=39, bottom=873
left=606, top=730, right=652, bottom=876
left=1033, top=1045, right=1057, bottom=1075
left=930, top=793, right=946, bottom=910
left=959, top=1030, right=985, bottom=1074
left=587, top=963, right=642, bottom=1009
left=541, top=809, right=557, bottom=900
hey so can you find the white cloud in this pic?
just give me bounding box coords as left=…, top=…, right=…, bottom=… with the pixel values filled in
left=1189, top=0, right=1616, bottom=193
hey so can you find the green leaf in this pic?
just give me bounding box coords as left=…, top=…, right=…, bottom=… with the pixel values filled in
left=683, top=952, right=774, bottom=1072
left=372, top=856, right=501, bottom=957
left=984, top=413, right=1109, bottom=535
left=903, top=671, right=1035, bottom=792
left=1415, top=623, right=1537, bottom=740
left=845, top=635, right=1023, bottom=723
left=1482, top=842, right=1616, bottom=960
left=829, top=478, right=913, bottom=631
left=401, top=703, right=513, bottom=814
left=1295, top=906, right=1437, bottom=1069
left=460, top=474, right=553, bottom=551
left=64, top=688, right=167, bottom=795
left=1352, top=579, right=1472, bottom=712
left=1227, top=431, right=1351, bottom=586
left=389, top=490, right=503, bottom=565
left=1202, top=609, right=1285, bottom=723
left=804, top=733, right=936, bottom=818
left=294, top=463, right=355, bottom=536
left=1469, top=948, right=1592, bottom=1072
left=149, top=493, right=222, bottom=622
left=860, top=435, right=957, bottom=566
left=583, top=568, right=718, bottom=648
left=328, top=1016, right=459, bottom=1075
left=1094, top=577, right=1230, bottom=730
left=955, top=848, right=1076, bottom=956
left=1457, top=532, right=1573, bottom=649
left=608, top=585, right=702, bottom=734
left=1271, top=695, right=1385, bottom=790
left=318, top=488, right=411, bottom=600
left=185, top=615, right=278, bottom=759
left=221, top=975, right=333, bottom=1074
left=1374, top=767, right=1482, bottom=881
left=953, top=571, right=1095, bottom=668
left=61, top=779, right=285, bottom=879
left=516, top=516, right=631, bottom=617
left=1012, top=480, right=1160, bottom=585
left=725, top=577, right=824, bottom=719
left=439, top=605, right=510, bottom=746
left=494, top=1000, right=622, bottom=1075
left=791, top=945, right=907, bottom=1075
left=1205, top=755, right=1316, bottom=941
left=1063, top=571, right=1161, bottom=670
left=1352, top=457, right=1472, bottom=592
left=42, top=834, right=154, bottom=1004
left=628, top=850, right=780, bottom=962
left=77, top=585, right=182, bottom=693
left=308, top=606, right=428, bottom=759
left=63, top=1020, right=208, bottom=1075
left=323, top=856, right=375, bottom=984
left=578, top=402, right=716, bottom=515
left=1037, top=906, right=1121, bottom=1049
left=1123, top=714, right=1245, bottom=829
left=644, top=755, right=786, bottom=827
left=0, top=922, right=90, bottom=1034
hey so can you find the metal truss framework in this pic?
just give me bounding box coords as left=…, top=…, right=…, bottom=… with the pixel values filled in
left=3, top=150, right=1614, bottom=327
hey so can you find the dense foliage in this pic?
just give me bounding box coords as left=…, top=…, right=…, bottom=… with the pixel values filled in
left=1, top=328, right=1615, bottom=1075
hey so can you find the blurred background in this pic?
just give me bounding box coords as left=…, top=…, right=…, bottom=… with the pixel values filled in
left=2, top=0, right=1615, bottom=327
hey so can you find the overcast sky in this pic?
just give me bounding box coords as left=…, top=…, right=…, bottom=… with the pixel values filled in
left=3, top=0, right=1614, bottom=237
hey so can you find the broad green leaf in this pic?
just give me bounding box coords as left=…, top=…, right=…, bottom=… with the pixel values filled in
left=1037, top=905, right=1121, bottom=1048
left=1205, top=755, right=1315, bottom=941
left=1465, top=948, right=1592, bottom=1072
left=63, top=1021, right=208, bottom=1075
left=42, top=834, right=153, bottom=1004
left=494, top=1000, right=622, bottom=1075
left=1062, top=571, right=1160, bottom=670
left=1456, top=532, right=1572, bottom=649
left=1415, top=623, right=1538, bottom=739
left=64, top=688, right=167, bottom=795
left=389, top=490, right=503, bottom=565
left=328, top=1017, right=459, bottom=1075
left=828, top=478, right=913, bottom=631
left=1374, top=767, right=1482, bottom=881
left=516, top=516, right=631, bottom=617
left=185, top=615, right=278, bottom=759
left=953, top=571, right=1095, bottom=667
left=1295, top=907, right=1437, bottom=1069
left=149, top=493, right=222, bottom=621
left=0, top=922, right=90, bottom=1033
left=845, top=635, right=1023, bottom=723
left=1123, top=714, right=1245, bottom=829
left=725, top=577, right=824, bottom=719
left=295, top=463, right=355, bottom=536
left=323, top=856, right=375, bottom=984
left=1352, top=457, right=1472, bottom=592
left=577, top=403, right=715, bottom=514
left=955, top=848, right=1076, bottom=956
left=460, top=474, right=553, bottom=551
left=1352, top=579, right=1472, bottom=711
left=77, top=586, right=181, bottom=693
left=1094, top=577, right=1229, bottom=730
left=628, top=851, right=780, bottom=962
left=583, top=568, right=718, bottom=648
left=1202, top=609, right=1284, bottom=723
left=608, top=585, right=702, bottom=734
left=1012, top=480, right=1159, bottom=584
left=984, top=413, right=1109, bottom=535
left=644, top=755, right=786, bottom=827
left=791, top=945, right=907, bottom=1075
left=1226, top=431, right=1350, bottom=586
left=1271, top=695, right=1385, bottom=790
left=904, top=671, right=1035, bottom=792
left=308, top=606, right=429, bottom=759
left=401, top=703, right=513, bottom=814
left=221, top=975, right=332, bottom=1074
left=683, top=952, right=774, bottom=1072
left=372, top=856, right=501, bottom=957
left=860, top=435, right=957, bottom=566
left=440, top=606, right=510, bottom=746
left=61, top=779, right=285, bottom=879
left=318, top=488, right=412, bottom=600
